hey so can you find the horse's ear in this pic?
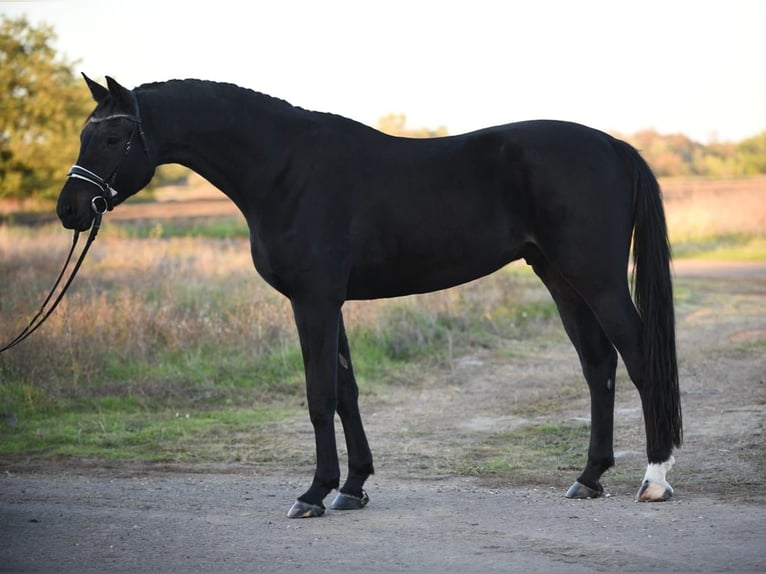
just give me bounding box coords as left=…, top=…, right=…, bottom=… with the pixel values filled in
left=105, top=76, right=134, bottom=110
left=82, top=73, right=108, bottom=103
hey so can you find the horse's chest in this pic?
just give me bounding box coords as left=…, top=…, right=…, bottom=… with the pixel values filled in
left=249, top=238, right=293, bottom=296
left=249, top=232, right=347, bottom=298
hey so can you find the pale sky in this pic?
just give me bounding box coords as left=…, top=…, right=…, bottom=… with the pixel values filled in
left=3, top=0, right=765, bottom=143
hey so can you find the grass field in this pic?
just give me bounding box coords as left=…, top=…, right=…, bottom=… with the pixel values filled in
left=0, top=175, right=764, bottom=468
left=661, top=175, right=766, bottom=258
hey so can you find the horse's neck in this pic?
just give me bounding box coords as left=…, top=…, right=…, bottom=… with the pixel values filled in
left=144, top=83, right=302, bottom=204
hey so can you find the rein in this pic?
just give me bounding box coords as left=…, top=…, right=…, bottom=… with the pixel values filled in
left=0, top=90, right=146, bottom=353
left=0, top=213, right=103, bottom=353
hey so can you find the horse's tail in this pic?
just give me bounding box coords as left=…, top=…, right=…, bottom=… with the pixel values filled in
left=616, top=140, right=683, bottom=456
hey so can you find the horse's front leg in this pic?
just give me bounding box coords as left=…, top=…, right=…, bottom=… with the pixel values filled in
left=287, top=299, right=342, bottom=518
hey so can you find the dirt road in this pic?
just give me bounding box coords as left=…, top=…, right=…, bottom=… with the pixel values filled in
left=2, top=471, right=763, bottom=573
left=1, top=260, right=765, bottom=573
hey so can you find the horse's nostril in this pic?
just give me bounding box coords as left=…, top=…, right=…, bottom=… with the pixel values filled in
left=56, top=199, right=74, bottom=224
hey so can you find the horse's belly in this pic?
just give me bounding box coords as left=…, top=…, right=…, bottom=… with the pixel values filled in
left=346, top=237, right=524, bottom=300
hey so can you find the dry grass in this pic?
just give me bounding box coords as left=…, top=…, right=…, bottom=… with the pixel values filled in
left=0, top=228, right=293, bottom=402
left=661, top=176, right=766, bottom=243
left=0, top=221, right=550, bottom=413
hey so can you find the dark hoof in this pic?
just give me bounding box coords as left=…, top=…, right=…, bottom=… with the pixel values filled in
left=287, top=499, right=325, bottom=518
left=565, top=480, right=603, bottom=499
left=330, top=490, right=369, bottom=511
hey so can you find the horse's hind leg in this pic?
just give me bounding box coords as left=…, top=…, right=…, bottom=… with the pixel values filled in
left=576, top=285, right=676, bottom=501
left=529, top=252, right=618, bottom=498
left=330, top=312, right=374, bottom=510
left=547, top=250, right=676, bottom=502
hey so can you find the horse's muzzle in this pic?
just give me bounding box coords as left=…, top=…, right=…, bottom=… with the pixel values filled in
left=56, top=194, right=95, bottom=232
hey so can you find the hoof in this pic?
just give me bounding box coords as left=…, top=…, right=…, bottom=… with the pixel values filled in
left=637, top=457, right=674, bottom=502
left=565, top=480, right=603, bottom=499
left=330, top=490, right=369, bottom=511
left=287, top=499, right=325, bottom=518
left=636, top=480, right=673, bottom=502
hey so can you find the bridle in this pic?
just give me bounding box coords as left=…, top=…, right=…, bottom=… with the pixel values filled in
left=67, top=90, right=148, bottom=215
left=0, top=90, right=148, bottom=353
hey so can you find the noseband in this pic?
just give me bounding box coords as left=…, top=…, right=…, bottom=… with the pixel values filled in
left=66, top=90, right=148, bottom=214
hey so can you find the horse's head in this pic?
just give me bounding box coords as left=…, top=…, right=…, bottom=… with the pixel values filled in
left=57, top=74, right=156, bottom=231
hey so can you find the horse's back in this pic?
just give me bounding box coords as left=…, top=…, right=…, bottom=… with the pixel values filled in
left=341, top=124, right=530, bottom=298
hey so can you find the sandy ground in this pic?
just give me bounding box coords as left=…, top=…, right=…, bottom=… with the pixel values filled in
left=1, top=259, right=764, bottom=573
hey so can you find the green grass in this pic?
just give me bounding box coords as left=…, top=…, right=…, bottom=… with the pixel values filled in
left=459, top=423, right=591, bottom=480
left=456, top=422, right=645, bottom=489
left=0, top=405, right=297, bottom=463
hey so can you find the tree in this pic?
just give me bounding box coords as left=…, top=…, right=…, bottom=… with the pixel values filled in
left=736, top=132, right=766, bottom=175
left=0, top=16, right=92, bottom=201
left=621, top=128, right=766, bottom=178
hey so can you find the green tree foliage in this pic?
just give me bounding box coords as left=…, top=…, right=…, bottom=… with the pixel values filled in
left=0, top=16, right=93, bottom=201
left=736, top=132, right=766, bottom=175
left=620, top=128, right=766, bottom=178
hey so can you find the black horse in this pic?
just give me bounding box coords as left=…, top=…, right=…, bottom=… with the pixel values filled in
left=57, top=75, right=682, bottom=518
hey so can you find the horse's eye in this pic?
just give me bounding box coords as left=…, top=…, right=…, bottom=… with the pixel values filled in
left=106, top=134, right=122, bottom=146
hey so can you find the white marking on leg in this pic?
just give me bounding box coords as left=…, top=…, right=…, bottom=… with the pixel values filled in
left=637, top=455, right=675, bottom=501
